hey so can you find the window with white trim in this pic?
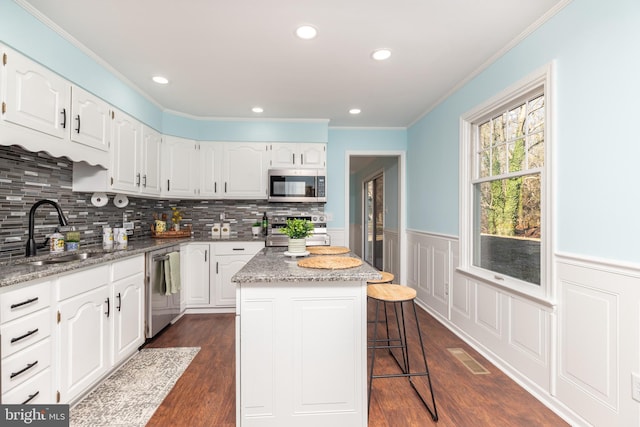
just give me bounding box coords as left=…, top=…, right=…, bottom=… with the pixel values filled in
left=460, top=66, right=552, bottom=299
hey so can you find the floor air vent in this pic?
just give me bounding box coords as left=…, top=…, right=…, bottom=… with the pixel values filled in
left=448, top=348, right=490, bottom=375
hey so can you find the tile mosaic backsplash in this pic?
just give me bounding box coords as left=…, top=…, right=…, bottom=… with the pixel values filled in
left=0, top=145, right=324, bottom=260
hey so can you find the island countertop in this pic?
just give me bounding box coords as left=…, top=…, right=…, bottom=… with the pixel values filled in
left=232, top=247, right=382, bottom=283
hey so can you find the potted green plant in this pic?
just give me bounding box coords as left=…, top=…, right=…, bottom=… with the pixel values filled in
left=251, top=221, right=262, bottom=237
left=279, top=218, right=314, bottom=253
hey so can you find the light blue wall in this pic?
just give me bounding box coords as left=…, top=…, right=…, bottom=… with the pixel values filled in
left=326, top=128, right=406, bottom=228
left=407, top=0, right=640, bottom=264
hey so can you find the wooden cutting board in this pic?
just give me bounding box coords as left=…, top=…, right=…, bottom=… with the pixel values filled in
left=297, top=255, right=363, bottom=270
left=307, top=246, right=350, bottom=255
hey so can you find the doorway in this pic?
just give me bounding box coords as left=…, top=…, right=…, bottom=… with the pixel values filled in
left=346, top=151, right=405, bottom=283
left=364, top=173, right=384, bottom=270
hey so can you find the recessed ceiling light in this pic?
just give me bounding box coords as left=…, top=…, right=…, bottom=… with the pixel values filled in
left=295, top=25, right=317, bottom=40
left=349, top=108, right=361, bottom=115
left=371, top=49, right=391, bottom=61
left=252, top=106, right=264, bottom=113
left=152, top=75, right=169, bottom=84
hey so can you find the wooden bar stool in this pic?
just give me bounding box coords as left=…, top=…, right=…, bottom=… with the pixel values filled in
left=367, top=284, right=438, bottom=421
left=367, top=271, right=395, bottom=327
left=367, top=271, right=394, bottom=285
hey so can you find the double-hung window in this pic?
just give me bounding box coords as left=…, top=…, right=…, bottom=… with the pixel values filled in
left=459, top=65, right=553, bottom=301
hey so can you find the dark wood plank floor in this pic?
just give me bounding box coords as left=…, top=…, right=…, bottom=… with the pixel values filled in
left=145, top=304, right=569, bottom=427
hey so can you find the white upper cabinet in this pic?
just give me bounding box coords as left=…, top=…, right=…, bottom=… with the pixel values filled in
left=2, top=48, right=70, bottom=139
left=140, top=125, right=162, bottom=196
left=110, top=109, right=142, bottom=193
left=0, top=45, right=109, bottom=167
left=269, top=143, right=326, bottom=168
left=70, top=86, right=110, bottom=152
left=163, top=136, right=199, bottom=197
left=199, top=141, right=222, bottom=198
left=223, top=142, right=269, bottom=199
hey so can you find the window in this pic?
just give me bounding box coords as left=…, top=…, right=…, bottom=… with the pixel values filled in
left=460, top=65, right=552, bottom=300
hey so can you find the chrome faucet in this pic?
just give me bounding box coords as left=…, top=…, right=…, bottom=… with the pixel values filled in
left=25, top=199, right=69, bottom=257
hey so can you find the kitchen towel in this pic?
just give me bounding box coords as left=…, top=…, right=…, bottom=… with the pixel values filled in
left=164, top=251, right=181, bottom=295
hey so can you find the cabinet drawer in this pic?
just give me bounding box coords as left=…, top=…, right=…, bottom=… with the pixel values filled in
left=0, top=280, right=51, bottom=324
left=111, top=255, right=144, bottom=282
left=214, top=242, right=264, bottom=255
left=2, top=368, right=53, bottom=404
left=57, top=265, right=109, bottom=301
left=1, top=309, right=51, bottom=359
left=2, top=338, right=51, bottom=393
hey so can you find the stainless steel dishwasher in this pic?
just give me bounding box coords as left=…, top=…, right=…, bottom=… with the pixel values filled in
left=145, top=245, right=181, bottom=338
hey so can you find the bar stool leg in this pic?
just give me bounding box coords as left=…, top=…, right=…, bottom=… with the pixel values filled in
left=392, top=301, right=409, bottom=374
left=409, top=300, right=438, bottom=421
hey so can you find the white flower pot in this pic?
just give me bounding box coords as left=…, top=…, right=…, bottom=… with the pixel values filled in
left=252, top=226, right=261, bottom=237
left=288, top=238, right=307, bottom=253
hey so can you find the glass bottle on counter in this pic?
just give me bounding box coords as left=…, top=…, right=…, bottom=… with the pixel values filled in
left=262, top=212, right=268, bottom=236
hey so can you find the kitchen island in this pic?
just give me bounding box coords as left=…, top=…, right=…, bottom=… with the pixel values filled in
left=232, top=247, right=381, bottom=427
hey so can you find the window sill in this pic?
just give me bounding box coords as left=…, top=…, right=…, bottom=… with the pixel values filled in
left=455, top=267, right=557, bottom=309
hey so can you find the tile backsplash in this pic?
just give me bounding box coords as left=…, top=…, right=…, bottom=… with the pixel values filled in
left=0, top=145, right=324, bottom=260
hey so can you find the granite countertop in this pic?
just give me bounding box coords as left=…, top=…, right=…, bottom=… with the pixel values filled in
left=232, top=247, right=382, bottom=283
left=0, top=236, right=266, bottom=289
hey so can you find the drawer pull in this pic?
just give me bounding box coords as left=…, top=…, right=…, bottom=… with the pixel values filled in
left=10, top=328, right=39, bottom=343
left=232, top=248, right=246, bottom=251
left=10, top=297, right=39, bottom=310
left=10, top=361, right=38, bottom=379
left=22, top=390, right=40, bottom=405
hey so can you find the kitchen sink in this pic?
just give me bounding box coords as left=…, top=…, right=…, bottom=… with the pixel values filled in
left=29, top=252, right=97, bottom=266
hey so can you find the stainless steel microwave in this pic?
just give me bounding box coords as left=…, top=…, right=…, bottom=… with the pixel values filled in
left=268, top=169, right=327, bottom=203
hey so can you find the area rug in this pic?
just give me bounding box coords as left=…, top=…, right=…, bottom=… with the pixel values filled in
left=71, top=347, right=200, bottom=427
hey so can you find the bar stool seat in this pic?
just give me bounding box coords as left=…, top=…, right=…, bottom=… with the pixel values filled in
left=367, top=271, right=395, bottom=285
left=367, top=283, right=438, bottom=421
left=367, top=272, right=395, bottom=327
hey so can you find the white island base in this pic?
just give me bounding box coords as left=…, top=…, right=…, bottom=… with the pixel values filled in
left=235, top=280, right=368, bottom=427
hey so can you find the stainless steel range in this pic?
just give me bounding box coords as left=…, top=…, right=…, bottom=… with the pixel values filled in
left=266, top=213, right=330, bottom=247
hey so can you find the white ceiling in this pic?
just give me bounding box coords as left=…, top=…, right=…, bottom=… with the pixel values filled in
left=19, top=0, right=566, bottom=127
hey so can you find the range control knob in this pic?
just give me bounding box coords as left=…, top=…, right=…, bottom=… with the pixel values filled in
left=319, top=216, right=325, bottom=222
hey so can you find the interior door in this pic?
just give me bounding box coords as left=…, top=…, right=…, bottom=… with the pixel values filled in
left=364, top=174, right=384, bottom=270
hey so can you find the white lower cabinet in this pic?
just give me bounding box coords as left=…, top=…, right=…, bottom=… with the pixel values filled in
left=111, top=256, right=145, bottom=365
left=0, top=278, right=54, bottom=404
left=1, top=255, right=145, bottom=405
left=56, top=255, right=145, bottom=404
left=183, top=243, right=211, bottom=306
left=184, top=241, right=264, bottom=310
left=57, top=265, right=111, bottom=403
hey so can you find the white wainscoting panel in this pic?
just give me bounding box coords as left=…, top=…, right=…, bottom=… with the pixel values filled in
left=555, top=258, right=640, bottom=427
left=475, top=283, right=502, bottom=337
left=509, top=298, right=547, bottom=362
left=329, top=227, right=347, bottom=250
left=383, top=229, right=399, bottom=282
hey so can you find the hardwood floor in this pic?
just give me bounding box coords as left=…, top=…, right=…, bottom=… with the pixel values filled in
left=145, top=305, right=569, bottom=427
